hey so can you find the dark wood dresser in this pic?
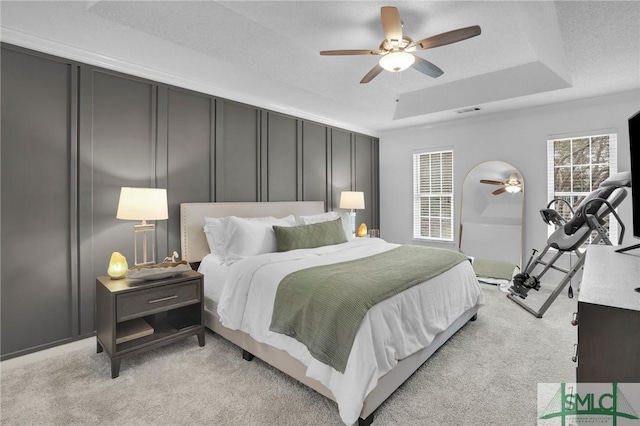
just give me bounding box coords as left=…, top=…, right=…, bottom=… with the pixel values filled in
left=576, top=246, right=640, bottom=382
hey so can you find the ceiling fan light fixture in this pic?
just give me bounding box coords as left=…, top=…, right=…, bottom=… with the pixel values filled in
left=379, top=51, right=415, bottom=72
left=505, top=184, right=522, bottom=193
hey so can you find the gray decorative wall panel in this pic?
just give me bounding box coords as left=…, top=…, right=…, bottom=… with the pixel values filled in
left=78, top=70, right=156, bottom=334
left=355, top=134, right=374, bottom=230
left=330, top=129, right=352, bottom=211
left=215, top=100, right=259, bottom=202
left=0, top=43, right=379, bottom=359
left=264, top=113, right=298, bottom=202
left=302, top=122, right=328, bottom=207
left=1, top=48, right=75, bottom=354
left=164, top=88, right=214, bottom=255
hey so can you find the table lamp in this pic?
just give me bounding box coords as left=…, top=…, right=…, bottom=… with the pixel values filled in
left=339, top=191, right=365, bottom=234
left=116, top=187, right=168, bottom=266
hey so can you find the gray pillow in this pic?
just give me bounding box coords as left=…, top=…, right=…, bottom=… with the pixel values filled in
left=273, top=218, right=348, bottom=252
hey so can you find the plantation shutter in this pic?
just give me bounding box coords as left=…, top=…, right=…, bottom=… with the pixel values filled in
left=413, top=149, right=454, bottom=241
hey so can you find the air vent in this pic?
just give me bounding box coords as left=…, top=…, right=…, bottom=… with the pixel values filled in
left=455, top=107, right=481, bottom=114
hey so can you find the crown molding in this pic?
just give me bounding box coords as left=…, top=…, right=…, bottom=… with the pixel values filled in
left=1, top=27, right=378, bottom=137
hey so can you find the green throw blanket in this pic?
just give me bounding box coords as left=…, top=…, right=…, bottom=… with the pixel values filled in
left=269, top=246, right=469, bottom=373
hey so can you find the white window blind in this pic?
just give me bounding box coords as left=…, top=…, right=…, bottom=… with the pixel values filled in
left=546, top=133, right=618, bottom=246
left=413, top=149, right=454, bottom=241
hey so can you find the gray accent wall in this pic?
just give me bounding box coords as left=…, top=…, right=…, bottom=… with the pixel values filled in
left=1, top=47, right=76, bottom=355
left=0, top=43, right=379, bottom=359
left=162, top=87, right=214, bottom=258
left=355, top=134, right=379, bottom=231
left=330, top=129, right=352, bottom=211
left=263, top=112, right=298, bottom=202
left=301, top=122, right=329, bottom=204
left=215, top=100, right=260, bottom=202
left=78, top=69, right=158, bottom=335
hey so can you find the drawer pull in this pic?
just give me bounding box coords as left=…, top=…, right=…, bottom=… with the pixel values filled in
left=572, top=343, right=578, bottom=363
left=571, top=312, right=578, bottom=326
left=148, top=295, right=178, bottom=304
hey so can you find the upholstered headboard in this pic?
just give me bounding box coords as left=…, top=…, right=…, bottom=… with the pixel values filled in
left=180, top=201, right=325, bottom=263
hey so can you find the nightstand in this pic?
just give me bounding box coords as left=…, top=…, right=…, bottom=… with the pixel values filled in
left=96, top=270, right=205, bottom=378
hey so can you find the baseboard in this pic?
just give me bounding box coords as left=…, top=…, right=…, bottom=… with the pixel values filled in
left=0, top=337, right=95, bottom=371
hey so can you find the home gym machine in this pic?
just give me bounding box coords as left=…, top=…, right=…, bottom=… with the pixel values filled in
left=507, top=171, right=631, bottom=317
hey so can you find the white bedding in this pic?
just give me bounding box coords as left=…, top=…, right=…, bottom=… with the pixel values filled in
left=212, top=238, right=484, bottom=425
left=199, top=254, right=228, bottom=303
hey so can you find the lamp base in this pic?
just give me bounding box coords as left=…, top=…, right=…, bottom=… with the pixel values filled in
left=133, top=223, right=156, bottom=266
left=349, top=211, right=356, bottom=235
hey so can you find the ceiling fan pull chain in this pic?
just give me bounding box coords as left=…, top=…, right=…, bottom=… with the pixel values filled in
left=395, top=72, right=403, bottom=102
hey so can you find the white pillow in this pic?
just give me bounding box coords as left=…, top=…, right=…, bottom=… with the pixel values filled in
left=296, top=211, right=339, bottom=225
left=224, top=215, right=296, bottom=262
left=203, top=217, right=230, bottom=256
left=297, top=211, right=353, bottom=240
left=204, top=215, right=284, bottom=256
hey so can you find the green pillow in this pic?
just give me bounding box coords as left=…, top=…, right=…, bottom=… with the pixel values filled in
left=273, top=218, right=348, bottom=252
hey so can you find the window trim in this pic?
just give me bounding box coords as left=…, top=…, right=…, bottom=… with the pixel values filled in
left=412, top=147, right=454, bottom=242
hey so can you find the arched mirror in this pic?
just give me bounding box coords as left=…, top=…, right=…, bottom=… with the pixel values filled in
left=460, top=161, right=524, bottom=286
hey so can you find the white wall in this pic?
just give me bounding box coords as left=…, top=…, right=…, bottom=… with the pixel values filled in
left=379, top=90, right=640, bottom=264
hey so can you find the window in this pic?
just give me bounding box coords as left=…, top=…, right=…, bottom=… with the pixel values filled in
left=413, top=149, right=454, bottom=241
left=547, top=133, right=618, bottom=245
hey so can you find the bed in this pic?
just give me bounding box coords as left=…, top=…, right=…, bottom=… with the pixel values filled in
left=181, top=201, right=484, bottom=425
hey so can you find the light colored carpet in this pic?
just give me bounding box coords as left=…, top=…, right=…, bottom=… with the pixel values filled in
left=0, top=285, right=577, bottom=425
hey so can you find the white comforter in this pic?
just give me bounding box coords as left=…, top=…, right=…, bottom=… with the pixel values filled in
left=217, top=238, right=484, bottom=425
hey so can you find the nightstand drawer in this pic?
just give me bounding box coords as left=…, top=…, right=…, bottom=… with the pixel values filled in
left=117, top=280, right=200, bottom=322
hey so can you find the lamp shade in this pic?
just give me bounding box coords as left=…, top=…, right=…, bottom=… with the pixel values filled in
left=379, top=51, right=415, bottom=72
left=116, top=187, right=168, bottom=221
left=339, top=191, right=365, bottom=210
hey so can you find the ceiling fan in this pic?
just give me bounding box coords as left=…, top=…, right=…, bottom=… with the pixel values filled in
left=320, top=6, right=481, bottom=84
left=480, top=173, right=523, bottom=195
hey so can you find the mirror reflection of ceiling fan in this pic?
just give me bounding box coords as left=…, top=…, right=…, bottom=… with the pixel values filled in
left=319, top=6, right=481, bottom=84
left=480, top=173, right=523, bottom=195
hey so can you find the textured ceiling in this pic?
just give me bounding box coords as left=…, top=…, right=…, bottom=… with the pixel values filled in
left=2, top=1, right=639, bottom=134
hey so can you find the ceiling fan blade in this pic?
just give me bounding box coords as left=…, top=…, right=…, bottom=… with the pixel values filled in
left=492, top=187, right=507, bottom=196
left=411, top=56, right=444, bottom=78
left=360, top=64, right=384, bottom=84
left=320, top=49, right=382, bottom=56
left=406, top=25, right=481, bottom=52
left=480, top=179, right=505, bottom=185
left=381, top=6, right=403, bottom=43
